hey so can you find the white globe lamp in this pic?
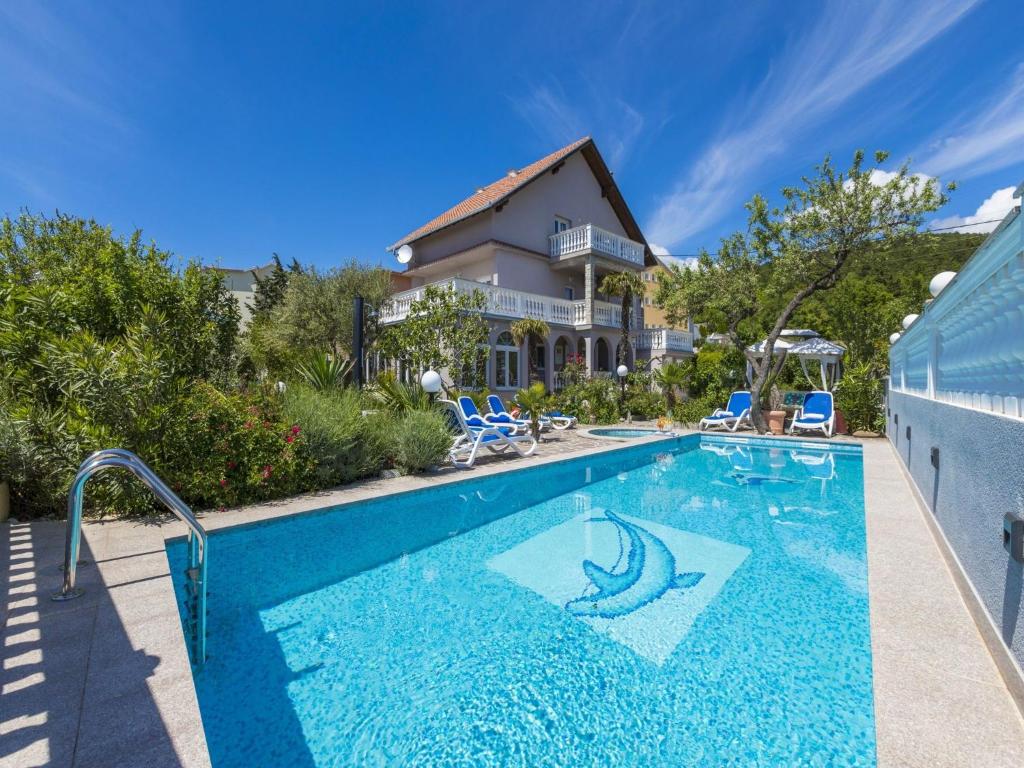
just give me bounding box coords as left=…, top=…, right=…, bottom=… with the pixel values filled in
left=420, top=369, right=442, bottom=394
left=889, top=332, right=901, bottom=344
left=616, top=364, right=628, bottom=378
left=396, top=244, right=413, bottom=264
left=901, top=314, right=919, bottom=330
left=929, top=271, right=956, bottom=298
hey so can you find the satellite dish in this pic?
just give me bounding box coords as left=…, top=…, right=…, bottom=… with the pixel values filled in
left=396, top=244, right=413, bottom=264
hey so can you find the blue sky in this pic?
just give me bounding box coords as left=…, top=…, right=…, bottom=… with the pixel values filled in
left=1, top=1, right=1022, bottom=271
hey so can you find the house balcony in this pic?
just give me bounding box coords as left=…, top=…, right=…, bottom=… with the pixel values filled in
left=549, top=224, right=645, bottom=268
left=635, top=328, right=694, bottom=355
left=379, top=277, right=632, bottom=329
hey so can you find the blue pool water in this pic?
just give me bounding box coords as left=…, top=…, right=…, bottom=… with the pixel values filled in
left=588, top=427, right=660, bottom=438
left=168, top=435, right=875, bottom=767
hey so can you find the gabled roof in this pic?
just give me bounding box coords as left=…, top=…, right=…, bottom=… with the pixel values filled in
left=388, top=137, right=652, bottom=263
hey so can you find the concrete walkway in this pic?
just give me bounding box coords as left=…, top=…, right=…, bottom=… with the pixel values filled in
left=2, top=432, right=1022, bottom=767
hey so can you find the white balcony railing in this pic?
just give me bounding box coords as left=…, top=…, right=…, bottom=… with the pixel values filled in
left=380, top=277, right=627, bottom=328
left=549, top=224, right=645, bottom=266
left=635, top=328, right=694, bottom=354
left=890, top=202, right=1023, bottom=417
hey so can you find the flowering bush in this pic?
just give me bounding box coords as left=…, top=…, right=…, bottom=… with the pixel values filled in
left=157, top=382, right=317, bottom=510
left=559, top=354, right=587, bottom=388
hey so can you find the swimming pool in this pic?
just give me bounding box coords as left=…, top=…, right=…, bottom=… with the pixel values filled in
left=588, top=427, right=661, bottom=438
left=169, top=434, right=874, bottom=767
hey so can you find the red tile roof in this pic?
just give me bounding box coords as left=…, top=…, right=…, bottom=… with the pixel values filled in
left=388, top=136, right=592, bottom=251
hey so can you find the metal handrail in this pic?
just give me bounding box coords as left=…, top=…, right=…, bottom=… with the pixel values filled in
left=52, top=448, right=209, bottom=665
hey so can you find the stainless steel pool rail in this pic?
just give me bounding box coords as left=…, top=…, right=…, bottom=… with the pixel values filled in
left=52, top=448, right=209, bottom=666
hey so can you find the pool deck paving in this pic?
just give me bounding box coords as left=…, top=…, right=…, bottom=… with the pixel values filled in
left=2, top=427, right=1022, bottom=767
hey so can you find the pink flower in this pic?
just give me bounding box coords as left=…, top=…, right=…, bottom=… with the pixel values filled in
left=261, top=465, right=273, bottom=480
left=290, top=425, right=301, bottom=435
left=243, top=421, right=253, bottom=430
left=227, top=460, right=237, bottom=470
left=219, top=478, right=228, bottom=487
left=286, top=435, right=295, bottom=444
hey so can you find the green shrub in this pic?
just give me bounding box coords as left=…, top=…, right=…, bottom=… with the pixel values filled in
left=556, top=377, right=620, bottom=424
left=281, top=385, right=384, bottom=485
left=834, top=362, right=885, bottom=434
left=393, top=410, right=453, bottom=472
left=673, top=395, right=719, bottom=427
left=623, top=388, right=664, bottom=420
left=621, top=371, right=663, bottom=420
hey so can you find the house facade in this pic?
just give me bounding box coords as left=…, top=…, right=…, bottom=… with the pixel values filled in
left=382, top=137, right=694, bottom=392
left=213, top=263, right=275, bottom=328
left=640, top=259, right=700, bottom=367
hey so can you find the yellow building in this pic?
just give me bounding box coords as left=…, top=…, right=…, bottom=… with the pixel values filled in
left=635, top=257, right=698, bottom=366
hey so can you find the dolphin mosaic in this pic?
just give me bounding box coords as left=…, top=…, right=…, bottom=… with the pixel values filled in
left=565, top=510, right=705, bottom=619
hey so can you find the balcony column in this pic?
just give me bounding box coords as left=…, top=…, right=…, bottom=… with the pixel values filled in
left=584, top=256, right=595, bottom=326
left=583, top=335, right=594, bottom=376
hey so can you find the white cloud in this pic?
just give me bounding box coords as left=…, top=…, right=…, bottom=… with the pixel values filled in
left=510, top=81, right=645, bottom=169
left=645, top=0, right=979, bottom=248
left=649, top=244, right=699, bottom=270
left=919, top=64, right=1024, bottom=179
left=930, top=186, right=1019, bottom=233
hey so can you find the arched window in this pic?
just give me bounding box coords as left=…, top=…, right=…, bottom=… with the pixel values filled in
left=596, top=338, right=610, bottom=372
left=495, top=332, right=519, bottom=389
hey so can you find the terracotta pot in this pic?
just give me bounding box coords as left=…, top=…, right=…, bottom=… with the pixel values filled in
left=834, top=409, right=848, bottom=435
left=767, top=410, right=787, bottom=435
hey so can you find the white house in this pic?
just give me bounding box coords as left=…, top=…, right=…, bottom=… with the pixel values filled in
left=383, top=137, right=694, bottom=392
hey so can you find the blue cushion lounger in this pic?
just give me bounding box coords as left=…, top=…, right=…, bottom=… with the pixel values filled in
left=458, top=396, right=518, bottom=435
left=788, top=391, right=835, bottom=438
left=698, top=391, right=752, bottom=432
left=484, top=394, right=544, bottom=434
left=441, top=399, right=537, bottom=468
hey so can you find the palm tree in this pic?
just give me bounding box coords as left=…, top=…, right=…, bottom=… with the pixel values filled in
left=514, top=382, right=550, bottom=440
left=653, top=361, right=688, bottom=412
left=598, top=271, right=645, bottom=367
left=509, top=318, right=550, bottom=385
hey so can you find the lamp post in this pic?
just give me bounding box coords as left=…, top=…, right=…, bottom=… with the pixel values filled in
left=421, top=369, right=442, bottom=405
left=616, top=364, right=628, bottom=420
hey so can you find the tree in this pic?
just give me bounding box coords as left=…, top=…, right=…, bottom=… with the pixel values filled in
left=248, top=253, right=301, bottom=321
left=599, top=271, right=645, bottom=366
left=658, top=151, right=949, bottom=433
left=656, top=234, right=763, bottom=362
left=510, top=318, right=550, bottom=385
left=653, top=361, right=688, bottom=412
left=259, top=261, right=393, bottom=372
left=376, top=284, right=491, bottom=388
left=0, top=211, right=239, bottom=383
left=742, top=151, right=948, bottom=432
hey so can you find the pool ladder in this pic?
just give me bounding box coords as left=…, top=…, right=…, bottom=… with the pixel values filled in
left=52, top=449, right=209, bottom=667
